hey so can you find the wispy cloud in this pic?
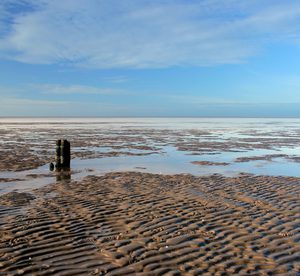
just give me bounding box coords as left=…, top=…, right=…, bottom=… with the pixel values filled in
left=0, top=96, right=135, bottom=116
left=31, top=83, right=125, bottom=95
left=2, top=95, right=300, bottom=117
left=0, top=97, right=71, bottom=116
left=163, top=92, right=300, bottom=105
left=0, top=0, right=300, bottom=68
left=0, top=83, right=128, bottom=96
left=167, top=95, right=244, bottom=105
left=1, top=97, right=66, bottom=106
left=102, top=76, right=130, bottom=84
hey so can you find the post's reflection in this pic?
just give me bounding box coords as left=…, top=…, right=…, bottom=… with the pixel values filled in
left=55, top=168, right=71, bottom=182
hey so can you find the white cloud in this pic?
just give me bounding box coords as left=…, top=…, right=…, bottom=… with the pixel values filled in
left=0, top=0, right=300, bottom=68
left=163, top=89, right=300, bottom=105
left=0, top=97, right=71, bottom=116
left=0, top=83, right=128, bottom=96
left=167, top=95, right=244, bottom=105
left=0, top=97, right=134, bottom=116
left=1, top=97, right=66, bottom=106
left=30, top=83, right=125, bottom=95
left=102, top=76, right=130, bottom=84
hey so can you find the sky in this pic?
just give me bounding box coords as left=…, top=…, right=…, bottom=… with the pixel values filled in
left=0, top=0, right=300, bottom=117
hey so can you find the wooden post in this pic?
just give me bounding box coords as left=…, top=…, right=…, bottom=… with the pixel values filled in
left=61, top=139, right=71, bottom=168
left=55, top=139, right=62, bottom=168
left=55, top=139, right=71, bottom=170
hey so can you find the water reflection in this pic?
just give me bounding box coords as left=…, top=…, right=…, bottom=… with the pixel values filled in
left=55, top=168, right=71, bottom=182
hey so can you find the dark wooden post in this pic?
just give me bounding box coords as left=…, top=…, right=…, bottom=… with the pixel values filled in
left=61, top=139, right=71, bottom=168
left=55, top=139, right=71, bottom=170
left=55, top=140, right=62, bottom=168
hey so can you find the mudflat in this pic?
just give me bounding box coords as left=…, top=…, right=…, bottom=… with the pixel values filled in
left=1, top=172, right=299, bottom=275
left=0, top=118, right=300, bottom=275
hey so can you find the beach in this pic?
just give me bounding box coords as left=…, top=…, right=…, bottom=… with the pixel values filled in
left=0, top=118, right=300, bottom=275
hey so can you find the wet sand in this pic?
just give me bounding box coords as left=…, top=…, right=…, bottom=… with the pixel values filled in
left=191, top=161, right=230, bottom=166
left=2, top=118, right=300, bottom=172
left=0, top=172, right=299, bottom=275
left=0, top=118, right=300, bottom=275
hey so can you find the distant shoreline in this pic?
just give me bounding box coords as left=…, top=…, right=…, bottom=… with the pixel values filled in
left=1, top=116, right=300, bottom=119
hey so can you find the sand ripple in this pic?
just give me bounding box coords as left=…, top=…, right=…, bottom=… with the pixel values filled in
left=0, top=172, right=299, bottom=275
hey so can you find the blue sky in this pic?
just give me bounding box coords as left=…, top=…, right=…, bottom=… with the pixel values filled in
left=0, top=0, right=300, bottom=117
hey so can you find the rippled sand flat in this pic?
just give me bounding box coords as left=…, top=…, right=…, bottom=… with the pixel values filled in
left=1, top=172, right=299, bottom=275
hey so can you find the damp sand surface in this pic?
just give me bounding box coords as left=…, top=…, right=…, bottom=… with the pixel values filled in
left=0, top=118, right=300, bottom=275
left=0, top=172, right=299, bottom=275
left=2, top=118, right=300, bottom=188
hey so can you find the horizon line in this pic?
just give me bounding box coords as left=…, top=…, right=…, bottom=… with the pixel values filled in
left=1, top=116, right=300, bottom=119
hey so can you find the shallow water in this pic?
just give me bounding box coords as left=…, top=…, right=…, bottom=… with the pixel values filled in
left=1, top=117, right=300, bottom=194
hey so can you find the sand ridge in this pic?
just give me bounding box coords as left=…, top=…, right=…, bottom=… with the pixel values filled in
left=0, top=172, right=299, bottom=275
